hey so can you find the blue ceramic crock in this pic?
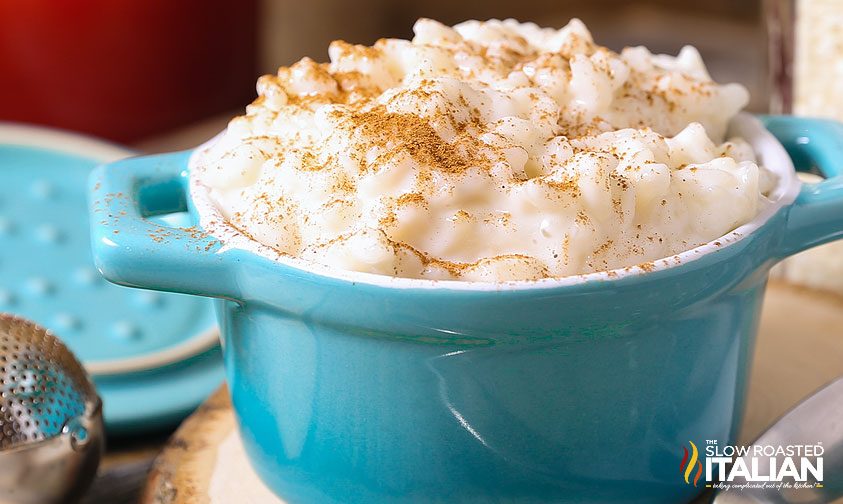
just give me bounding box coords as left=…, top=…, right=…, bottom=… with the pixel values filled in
left=88, top=115, right=843, bottom=503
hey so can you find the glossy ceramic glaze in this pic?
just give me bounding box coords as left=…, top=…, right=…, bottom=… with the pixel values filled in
left=0, top=123, right=224, bottom=434
left=88, top=116, right=843, bottom=503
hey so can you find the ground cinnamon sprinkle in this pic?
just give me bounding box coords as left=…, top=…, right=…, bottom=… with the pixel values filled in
left=594, top=240, right=614, bottom=255
left=395, top=192, right=428, bottom=206
left=194, top=18, right=771, bottom=282
left=337, top=105, right=484, bottom=174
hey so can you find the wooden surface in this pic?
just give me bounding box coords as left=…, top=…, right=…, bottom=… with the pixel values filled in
left=139, top=280, right=843, bottom=504
left=141, top=388, right=236, bottom=504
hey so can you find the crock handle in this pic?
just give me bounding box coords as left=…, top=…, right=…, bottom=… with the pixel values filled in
left=88, top=151, right=239, bottom=300
left=762, top=115, right=843, bottom=258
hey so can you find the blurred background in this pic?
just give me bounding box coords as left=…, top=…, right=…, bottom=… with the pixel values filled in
left=0, top=0, right=771, bottom=145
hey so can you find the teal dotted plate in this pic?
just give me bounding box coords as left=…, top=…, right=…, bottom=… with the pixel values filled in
left=0, top=123, right=224, bottom=434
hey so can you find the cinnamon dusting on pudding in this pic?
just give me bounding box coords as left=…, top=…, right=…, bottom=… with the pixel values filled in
left=194, top=18, right=775, bottom=282
left=336, top=105, right=484, bottom=174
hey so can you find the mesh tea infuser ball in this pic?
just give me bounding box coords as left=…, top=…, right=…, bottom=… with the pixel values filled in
left=0, top=314, right=104, bottom=504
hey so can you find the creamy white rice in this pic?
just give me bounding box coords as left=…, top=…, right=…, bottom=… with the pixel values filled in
left=192, top=18, right=773, bottom=281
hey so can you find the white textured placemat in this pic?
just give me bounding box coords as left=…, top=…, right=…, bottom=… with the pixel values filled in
left=209, top=431, right=285, bottom=504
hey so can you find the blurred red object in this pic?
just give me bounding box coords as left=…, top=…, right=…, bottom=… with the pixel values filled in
left=0, top=0, right=257, bottom=142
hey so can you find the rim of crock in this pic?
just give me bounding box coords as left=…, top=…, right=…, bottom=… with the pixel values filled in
left=189, top=113, right=800, bottom=291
